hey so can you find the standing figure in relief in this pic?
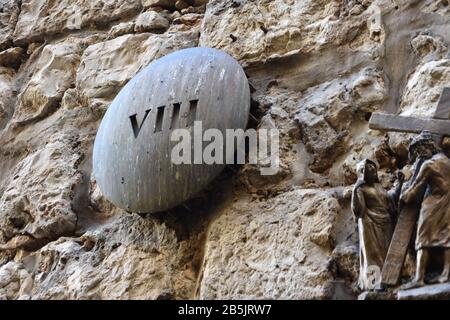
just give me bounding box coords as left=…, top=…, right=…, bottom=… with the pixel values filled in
left=400, top=132, right=450, bottom=288
left=352, top=159, right=404, bottom=290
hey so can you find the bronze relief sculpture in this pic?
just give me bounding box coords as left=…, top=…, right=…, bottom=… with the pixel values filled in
left=353, top=132, right=450, bottom=295
left=368, top=89, right=450, bottom=287
left=355, top=87, right=450, bottom=297
left=400, top=132, right=450, bottom=288
left=351, top=159, right=404, bottom=290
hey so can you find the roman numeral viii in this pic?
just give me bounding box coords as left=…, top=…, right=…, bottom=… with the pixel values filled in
left=129, top=99, right=199, bottom=138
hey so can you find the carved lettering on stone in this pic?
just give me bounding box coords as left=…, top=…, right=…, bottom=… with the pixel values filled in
left=93, top=48, right=251, bottom=213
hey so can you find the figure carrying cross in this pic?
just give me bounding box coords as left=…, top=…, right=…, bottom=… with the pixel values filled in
left=399, top=131, right=450, bottom=288
left=368, top=87, right=450, bottom=288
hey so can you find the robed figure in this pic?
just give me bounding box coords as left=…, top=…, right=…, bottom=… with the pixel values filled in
left=351, top=159, right=404, bottom=290
left=401, top=132, right=450, bottom=288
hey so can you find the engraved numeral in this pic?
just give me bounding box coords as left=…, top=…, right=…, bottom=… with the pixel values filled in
left=154, top=105, right=165, bottom=133
left=129, top=109, right=151, bottom=138
left=187, top=99, right=198, bottom=127
left=170, top=103, right=181, bottom=129
left=129, top=98, right=199, bottom=138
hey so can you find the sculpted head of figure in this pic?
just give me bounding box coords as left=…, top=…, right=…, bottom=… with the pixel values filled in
left=357, top=159, right=379, bottom=183
left=408, top=131, right=441, bottom=162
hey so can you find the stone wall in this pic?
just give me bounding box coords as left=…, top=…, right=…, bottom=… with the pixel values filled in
left=0, top=0, right=449, bottom=299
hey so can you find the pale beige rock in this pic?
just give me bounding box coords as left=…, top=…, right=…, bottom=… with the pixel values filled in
left=13, top=42, right=81, bottom=123
left=60, top=88, right=86, bottom=110
left=398, top=33, right=450, bottom=117
left=295, top=68, right=387, bottom=173
left=108, top=22, right=136, bottom=39
left=0, top=0, right=20, bottom=50
left=411, top=33, right=448, bottom=61
left=76, top=30, right=199, bottom=107
left=400, top=58, right=450, bottom=117
left=13, top=0, right=142, bottom=45
left=15, top=214, right=202, bottom=299
left=0, top=67, right=14, bottom=129
left=200, top=0, right=381, bottom=65
left=0, top=131, right=83, bottom=250
left=337, top=135, right=398, bottom=187
left=180, top=4, right=207, bottom=15
left=0, top=0, right=449, bottom=301
left=331, top=245, right=359, bottom=290
left=199, top=189, right=340, bottom=299
left=387, top=40, right=450, bottom=160
left=0, top=261, right=33, bottom=300
left=172, top=13, right=204, bottom=30
left=89, top=178, right=121, bottom=216
left=421, top=0, right=450, bottom=15
left=134, top=11, right=170, bottom=33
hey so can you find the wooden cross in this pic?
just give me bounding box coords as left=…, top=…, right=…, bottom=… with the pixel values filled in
left=368, top=87, right=450, bottom=286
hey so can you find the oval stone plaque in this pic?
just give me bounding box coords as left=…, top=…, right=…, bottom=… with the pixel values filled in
left=93, top=47, right=251, bottom=213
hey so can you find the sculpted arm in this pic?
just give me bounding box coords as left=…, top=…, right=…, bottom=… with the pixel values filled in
left=401, top=162, right=431, bottom=204
left=351, top=185, right=366, bottom=219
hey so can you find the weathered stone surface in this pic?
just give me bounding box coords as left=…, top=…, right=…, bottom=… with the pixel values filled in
left=400, top=58, right=450, bottom=117
left=13, top=0, right=142, bottom=45
left=199, top=189, right=340, bottom=299
left=93, top=47, right=250, bottom=213
left=0, top=67, right=15, bottom=129
left=13, top=42, right=82, bottom=124
left=295, top=68, right=387, bottom=173
left=134, top=11, right=170, bottom=32
left=0, top=100, right=108, bottom=268
left=0, top=0, right=20, bottom=50
left=0, top=213, right=204, bottom=299
left=331, top=245, right=359, bottom=291
left=411, top=33, right=448, bottom=61
left=0, top=0, right=449, bottom=301
left=76, top=31, right=199, bottom=107
left=200, top=0, right=382, bottom=65
left=421, top=0, right=450, bottom=15
left=20, top=214, right=202, bottom=299
left=378, top=33, right=450, bottom=156
left=108, top=22, right=136, bottom=39
left=171, top=13, right=204, bottom=32
left=0, top=261, right=33, bottom=300
left=0, top=131, right=83, bottom=251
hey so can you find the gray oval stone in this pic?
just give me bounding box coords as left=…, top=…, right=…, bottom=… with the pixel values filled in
left=93, top=47, right=250, bottom=213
